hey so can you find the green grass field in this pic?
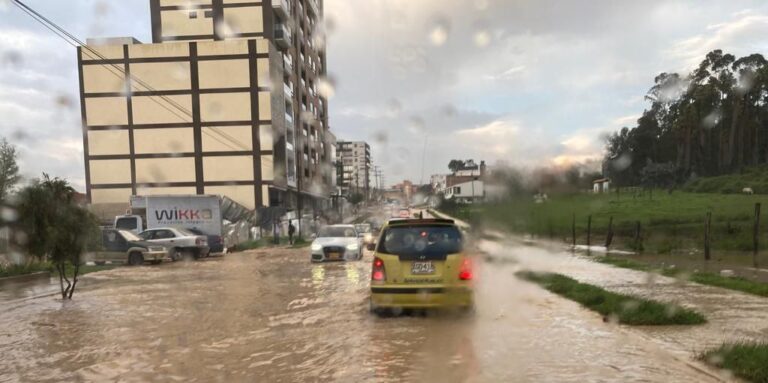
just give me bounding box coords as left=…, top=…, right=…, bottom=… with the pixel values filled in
left=516, top=271, right=706, bottom=325
left=700, top=342, right=768, bottom=383
left=469, top=191, right=768, bottom=253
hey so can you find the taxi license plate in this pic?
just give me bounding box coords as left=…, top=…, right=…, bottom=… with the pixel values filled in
left=328, top=252, right=341, bottom=260
left=411, top=261, right=435, bottom=274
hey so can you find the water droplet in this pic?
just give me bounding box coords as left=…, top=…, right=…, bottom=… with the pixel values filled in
left=2, top=51, right=22, bottom=68
left=702, top=110, right=721, bottom=129
left=1, top=207, right=18, bottom=222
left=474, top=30, right=491, bottom=47
left=474, top=0, right=490, bottom=10
left=611, top=153, right=632, bottom=171
left=317, top=76, right=336, bottom=99
left=373, top=130, right=388, bottom=144
left=428, top=19, right=450, bottom=46
left=387, top=99, right=402, bottom=118
left=94, top=1, right=109, bottom=15
left=55, top=94, right=75, bottom=109
left=215, top=20, right=238, bottom=39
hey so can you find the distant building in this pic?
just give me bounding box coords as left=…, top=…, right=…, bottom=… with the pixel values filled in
left=430, top=174, right=446, bottom=191
left=593, top=178, right=611, bottom=193
left=337, top=141, right=371, bottom=198
left=446, top=160, right=486, bottom=188
left=79, top=0, right=332, bottom=214
left=444, top=180, right=484, bottom=203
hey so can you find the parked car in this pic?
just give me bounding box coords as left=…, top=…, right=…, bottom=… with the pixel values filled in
left=355, top=223, right=375, bottom=246
left=310, top=225, right=363, bottom=262
left=369, top=218, right=474, bottom=314
left=89, top=229, right=170, bottom=266
left=138, top=227, right=210, bottom=260
left=187, top=228, right=225, bottom=255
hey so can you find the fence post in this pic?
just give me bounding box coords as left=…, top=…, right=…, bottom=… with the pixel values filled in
left=754, top=203, right=761, bottom=269
left=586, top=215, right=592, bottom=248
left=634, top=221, right=642, bottom=251
left=704, top=211, right=712, bottom=261
left=605, top=216, right=614, bottom=249
left=572, top=213, right=576, bottom=248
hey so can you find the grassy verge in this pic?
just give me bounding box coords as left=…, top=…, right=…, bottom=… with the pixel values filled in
left=516, top=271, right=706, bottom=325
left=0, top=262, right=51, bottom=278
left=474, top=191, right=768, bottom=254
left=699, top=342, right=768, bottom=383
left=1, top=262, right=117, bottom=279
left=597, top=257, right=768, bottom=297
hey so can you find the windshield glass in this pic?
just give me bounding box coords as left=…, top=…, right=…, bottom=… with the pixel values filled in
left=115, top=217, right=138, bottom=230
left=318, top=226, right=357, bottom=238
left=378, top=225, right=463, bottom=257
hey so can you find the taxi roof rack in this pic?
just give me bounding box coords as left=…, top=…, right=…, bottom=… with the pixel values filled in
left=387, top=218, right=455, bottom=225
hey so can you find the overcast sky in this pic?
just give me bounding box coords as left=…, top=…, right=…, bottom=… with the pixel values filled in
left=2, top=0, right=768, bottom=190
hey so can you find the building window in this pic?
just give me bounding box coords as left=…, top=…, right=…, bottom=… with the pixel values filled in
left=204, top=10, right=214, bottom=18
left=189, top=12, right=198, bottom=19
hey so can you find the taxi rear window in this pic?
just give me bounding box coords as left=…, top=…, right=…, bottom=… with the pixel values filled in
left=377, top=225, right=463, bottom=258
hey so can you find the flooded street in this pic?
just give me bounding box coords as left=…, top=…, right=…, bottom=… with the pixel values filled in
left=0, top=241, right=752, bottom=382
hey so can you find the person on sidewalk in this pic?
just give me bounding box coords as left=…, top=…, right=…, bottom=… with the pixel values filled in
left=288, top=220, right=296, bottom=245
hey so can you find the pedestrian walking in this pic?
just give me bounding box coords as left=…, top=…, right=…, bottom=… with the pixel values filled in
left=288, top=219, right=296, bottom=245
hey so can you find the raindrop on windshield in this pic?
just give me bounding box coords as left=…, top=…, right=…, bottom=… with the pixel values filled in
left=317, top=76, right=336, bottom=99
left=428, top=18, right=450, bottom=46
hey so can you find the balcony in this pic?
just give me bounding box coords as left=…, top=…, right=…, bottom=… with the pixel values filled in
left=274, top=23, right=291, bottom=50
left=285, top=112, right=294, bottom=127
left=284, top=82, right=293, bottom=99
left=283, top=54, right=293, bottom=74
left=306, top=0, right=319, bottom=17
left=273, top=0, right=290, bottom=20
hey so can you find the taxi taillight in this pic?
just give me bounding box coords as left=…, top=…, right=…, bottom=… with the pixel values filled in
left=372, top=257, right=386, bottom=281
left=458, top=258, right=473, bottom=281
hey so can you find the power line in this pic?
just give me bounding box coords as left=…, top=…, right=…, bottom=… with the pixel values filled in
left=12, top=0, right=252, bottom=152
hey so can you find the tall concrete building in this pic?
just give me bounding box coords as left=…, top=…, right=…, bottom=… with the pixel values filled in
left=79, top=0, right=332, bottom=214
left=337, top=141, right=371, bottom=198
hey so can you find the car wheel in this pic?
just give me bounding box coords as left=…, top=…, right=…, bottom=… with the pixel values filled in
left=181, top=249, right=195, bottom=261
left=368, top=300, right=389, bottom=317
left=128, top=252, right=144, bottom=266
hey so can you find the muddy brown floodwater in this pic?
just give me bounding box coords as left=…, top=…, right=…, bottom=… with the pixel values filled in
left=0, top=241, right=749, bottom=382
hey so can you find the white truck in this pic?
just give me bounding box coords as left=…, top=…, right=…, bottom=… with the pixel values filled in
left=115, top=195, right=225, bottom=254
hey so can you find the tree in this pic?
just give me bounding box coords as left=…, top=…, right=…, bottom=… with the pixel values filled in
left=348, top=192, right=365, bottom=206
left=448, top=159, right=465, bottom=174
left=14, top=174, right=99, bottom=299
left=603, top=50, right=768, bottom=185
left=640, top=162, right=677, bottom=196
left=0, top=138, right=20, bottom=201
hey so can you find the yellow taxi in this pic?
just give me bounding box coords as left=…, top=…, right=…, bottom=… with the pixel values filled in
left=368, top=218, right=474, bottom=314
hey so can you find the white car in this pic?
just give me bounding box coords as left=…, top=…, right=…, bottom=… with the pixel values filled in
left=310, top=225, right=363, bottom=262
left=138, top=227, right=210, bottom=261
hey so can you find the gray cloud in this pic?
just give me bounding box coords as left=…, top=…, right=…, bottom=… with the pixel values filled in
left=2, top=0, right=768, bottom=191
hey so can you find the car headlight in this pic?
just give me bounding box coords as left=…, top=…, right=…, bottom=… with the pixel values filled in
left=311, top=243, right=323, bottom=251
left=346, top=243, right=359, bottom=251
